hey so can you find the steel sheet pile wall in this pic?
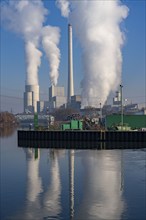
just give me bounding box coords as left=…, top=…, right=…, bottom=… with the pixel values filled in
left=18, top=130, right=146, bottom=142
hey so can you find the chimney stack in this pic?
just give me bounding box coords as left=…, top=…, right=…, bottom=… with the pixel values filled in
left=68, top=24, right=74, bottom=103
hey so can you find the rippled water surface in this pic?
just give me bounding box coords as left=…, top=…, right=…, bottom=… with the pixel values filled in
left=1, top=131, right=146, bottom=220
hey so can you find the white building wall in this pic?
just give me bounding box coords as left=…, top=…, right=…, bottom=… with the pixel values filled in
left=49, top=85, right=65, bottom=101
left=24, top=85, right=39, bottom=113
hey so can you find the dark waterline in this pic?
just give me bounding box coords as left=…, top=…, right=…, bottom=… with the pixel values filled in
left=1, top=131, right=146, bottom=220
left=18, top=139, right=146, bottom=150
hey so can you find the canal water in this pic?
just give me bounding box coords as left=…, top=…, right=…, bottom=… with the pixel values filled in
left=1, top=130, right=146, bottom=220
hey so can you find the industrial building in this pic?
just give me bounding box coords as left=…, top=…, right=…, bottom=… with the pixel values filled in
left=49, top=85, right=67, bottom=112
left=113, top=90, right=121, bottom=106
left=105, top=115, right=146, bottom=130
left=37, top=101, right=46, bottom=114
left=124, top=103, right=139, bottom=114
left=24, top=85, right=39, bottom=113
left=16, top=114, right=54, bottom=128
left=69, top=95, right=81, bottom=111
left=37, top=101, right=49, bottom=114
left=49, top=85, right=65, bottom=100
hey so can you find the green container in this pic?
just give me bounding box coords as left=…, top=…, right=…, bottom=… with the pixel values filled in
left=70, top=120, right=78, bottom=129
left=70, top=120, right=83, bottom=130
left=78, top=120, right=83, bottom=130
left=62, top=124, right=70, bottom=131
left=106, top=115, right=146, bottom=130
left=61, top=120, right=83, bottom=130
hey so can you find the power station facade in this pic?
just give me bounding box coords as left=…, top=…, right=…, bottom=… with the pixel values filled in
left=49, top=85, right=67, bottom=111
left=24, top=85, right=39, bottom=113
left=23, top=24, right=79, bottom=114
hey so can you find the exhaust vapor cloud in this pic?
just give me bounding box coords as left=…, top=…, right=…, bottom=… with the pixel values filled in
left=1, top=0, right=46, bottom=85
left=56, top=0, right=70, bottom=17
left=41, top=26, right=61, bottom=86
left=57, top=0, right=129, bottom=107
left=1, top=0, right=128, bottom=104
left=1, top=0, right=61, bottom=86
left=25, top=41, right=42, bottom=85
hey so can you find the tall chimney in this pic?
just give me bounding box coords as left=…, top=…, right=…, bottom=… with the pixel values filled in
left=68, top=24, right=74, bottom=103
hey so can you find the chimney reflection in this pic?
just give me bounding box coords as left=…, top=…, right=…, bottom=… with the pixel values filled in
left=69, top=149, right=75, bottom=219
left=17, top=146, right=125, bottom=220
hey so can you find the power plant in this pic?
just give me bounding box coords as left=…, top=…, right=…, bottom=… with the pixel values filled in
left=24, top=24, right=76, bottom=114
left=23, top=24, right=144, bottom=118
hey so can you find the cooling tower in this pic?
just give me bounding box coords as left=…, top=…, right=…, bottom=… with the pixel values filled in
left=68, top=24, right=74, bottom=103
left=24, top=85, right=39, bottom=113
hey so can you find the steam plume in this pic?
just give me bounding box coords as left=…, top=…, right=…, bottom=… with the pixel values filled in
left=1, top=0, right=47, bottom=85
left=1, top=0, right=61, bottom=86
left=56, top=0, right=70, bottom=17
left=41, top=26, right=61, bottom=86
left=57, top=0, right=129, bottom=107
left=25, top=42, right=42, bottom=85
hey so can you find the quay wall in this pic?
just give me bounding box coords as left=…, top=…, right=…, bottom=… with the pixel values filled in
left=18, top=130, right=146, bottom=142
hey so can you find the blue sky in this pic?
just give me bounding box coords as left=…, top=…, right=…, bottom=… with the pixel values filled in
left=0, top=0, right=145, bottom=113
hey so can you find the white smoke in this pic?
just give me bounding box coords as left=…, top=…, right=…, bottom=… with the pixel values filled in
left=57, top=0, right=129, bottom=107
left=56, top=0, right=70, bottom=17
left=25, top=42, right=42, bottom=85
left=41, top=26, right=61, bottom=86
left=1, top=0, right=61, bottom=86
left=1, top=0, right=47, bottom=85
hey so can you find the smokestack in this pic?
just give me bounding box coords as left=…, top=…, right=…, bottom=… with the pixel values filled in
left=24, top=85, right=39, bottom=113
left=67, top=1, right=128, bottom=107
left=68, top=24, right=74, bottom=103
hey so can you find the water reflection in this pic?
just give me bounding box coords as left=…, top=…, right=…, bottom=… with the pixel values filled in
left=75, top=151, right=124, bottom=220
left=69, top=150, right=75, bottom=219
left=43, top=149, right=61, bottom=218
left=18, top=139, right=146, bottom=149
left=0, top=126, right=17, bottom=137
left=25, top=148, right=43, bottom=203
left=12, top=143, right=145, bottom=220
left=23, top=148, right=124, bottom=219
left=23, top=148, right=43, bottom=220
left=10, top=148, right=62, bottom=219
